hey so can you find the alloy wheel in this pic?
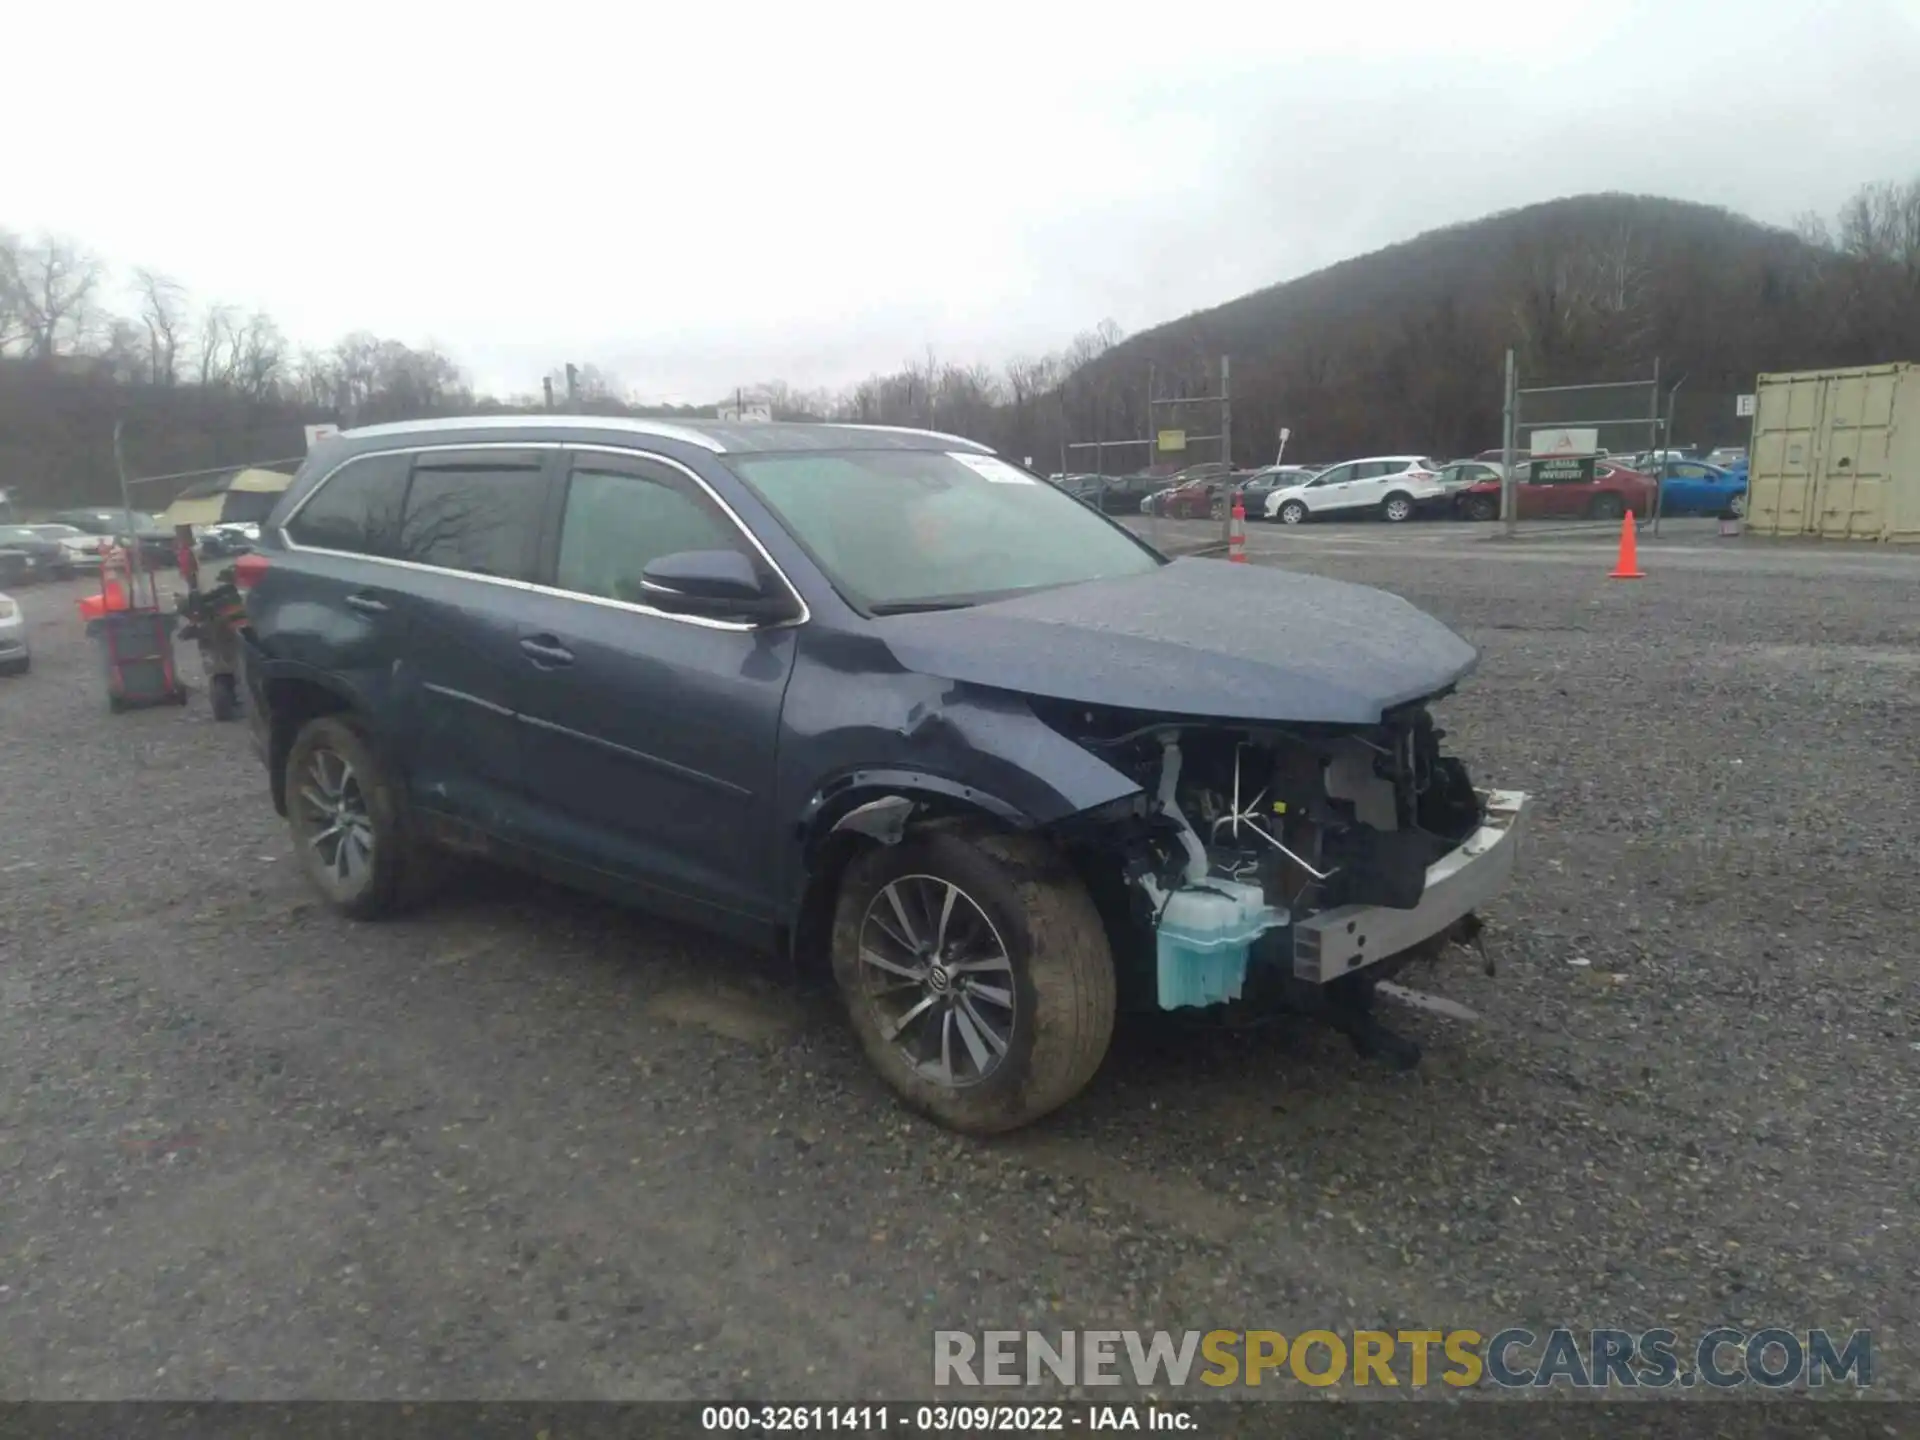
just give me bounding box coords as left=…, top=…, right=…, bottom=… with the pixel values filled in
left=297, top=747, right=376, bottom=890
left=856, top=874, right=1016, bottom=1089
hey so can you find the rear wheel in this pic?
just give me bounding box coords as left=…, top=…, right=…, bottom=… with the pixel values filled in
left=1730, top=492, right=1747, bottom=518
left=1380, top=492, right=1415, bottom=523
left=285, top=715, right=439, bottom=919
left=831, top=827, right=1115, bottom=1134
left=1278, top=499, right=1308, bottom=526
left=1589, top=492, right=1626, bottom=521
left=1464, top=494, right=1499, bottom=522
left=1210, top=497, right=1228, bottom=521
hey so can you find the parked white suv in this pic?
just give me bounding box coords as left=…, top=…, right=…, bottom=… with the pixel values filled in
left=1263, top=455, right=1452, bottom=524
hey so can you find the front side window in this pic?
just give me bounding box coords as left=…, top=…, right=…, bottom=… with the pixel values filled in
left=397, top=462, right=543, bottom=580
left=554, top=466, right=740, bottom=605
left=285, top=454, right=409, bottom=556
left=729, top=449, right=1160, bottom=613
left=1313, top=465, right=1353, bottom=487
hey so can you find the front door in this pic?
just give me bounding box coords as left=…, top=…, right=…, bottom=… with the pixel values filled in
left=1303, top=463, right=1358, bottom=513
left=512, top=448, right=799, bottom=935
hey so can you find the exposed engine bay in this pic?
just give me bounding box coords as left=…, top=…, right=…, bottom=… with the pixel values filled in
left=1032, top=694, right=1528, bottom=1067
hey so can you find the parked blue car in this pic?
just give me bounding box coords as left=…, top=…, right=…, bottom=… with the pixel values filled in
left=1658, top=460, right=1747, bottom=516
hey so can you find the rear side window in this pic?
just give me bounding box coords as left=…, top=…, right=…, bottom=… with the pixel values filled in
left=284, top=454, right=409, bottom=556
left=397, top=462, right=544, bottom=580
left=554, top=466, right=740, bottom=606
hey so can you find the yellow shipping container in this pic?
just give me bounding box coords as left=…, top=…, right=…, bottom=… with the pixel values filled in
left=1746, top=362, right=1920, bottom=542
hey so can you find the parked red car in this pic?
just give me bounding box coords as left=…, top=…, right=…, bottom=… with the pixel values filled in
left=1454, top=461, right=1656, bottom=522
left=1142, top=478, right=1226, bottom=519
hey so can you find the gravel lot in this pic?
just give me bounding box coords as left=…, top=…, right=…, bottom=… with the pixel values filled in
left=2, top=537, right=1915, bottom=1404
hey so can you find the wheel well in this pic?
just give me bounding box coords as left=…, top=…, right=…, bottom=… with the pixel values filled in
left=264, top=678, right=353, bottom=815
left=1383, top=489, right=1413, bottom=504
left=786, top=796, right=1025, bottom=987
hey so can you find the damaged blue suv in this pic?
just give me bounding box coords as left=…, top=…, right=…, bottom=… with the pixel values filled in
left=239, top=417, right=1529, bottom=1132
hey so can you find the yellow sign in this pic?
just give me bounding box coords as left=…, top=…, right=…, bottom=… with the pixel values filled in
left=1157, top=429, right=1187, bottom=453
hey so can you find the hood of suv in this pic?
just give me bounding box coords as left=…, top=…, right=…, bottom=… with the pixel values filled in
left=875, top=557, right=1476, bottom=725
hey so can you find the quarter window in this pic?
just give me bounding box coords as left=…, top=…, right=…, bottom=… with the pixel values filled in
left=554, top=466, right=740, bottom=606
left=397, top=463, right=544, bottom=580
left=283, top=454, right=409, bottom=556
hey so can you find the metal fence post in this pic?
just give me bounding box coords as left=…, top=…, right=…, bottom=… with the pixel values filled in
left=1500, top=349, right=1517, bottom=538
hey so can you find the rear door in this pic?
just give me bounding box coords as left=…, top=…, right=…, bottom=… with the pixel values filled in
left=1343, top=461, right=1396, bottom=511
left=385, top=447, right=553, bottom=834
left=267, top=450, right=417, bottom=744
left=510, top=447, right=800, bottom=935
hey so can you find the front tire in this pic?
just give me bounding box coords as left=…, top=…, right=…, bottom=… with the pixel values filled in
left=831, top=827, right=1115, bottom=1134
left=1464, top=494, right=1499, bottom=522
left=1278, top=500, right=1308, bottom=526
left=285, top=715, right=437, bottom=919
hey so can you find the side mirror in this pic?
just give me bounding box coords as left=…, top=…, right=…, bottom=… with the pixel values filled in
left=639, top=549, right=796, bottom=623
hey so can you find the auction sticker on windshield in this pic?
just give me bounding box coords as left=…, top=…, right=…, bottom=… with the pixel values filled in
left=949, top=453, right=1035, bottom=484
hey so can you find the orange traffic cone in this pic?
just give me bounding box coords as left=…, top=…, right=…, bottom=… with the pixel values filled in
left=1228, top=500, right=1248, bottom=563
left=1609, top=511, right=1643, bottom=580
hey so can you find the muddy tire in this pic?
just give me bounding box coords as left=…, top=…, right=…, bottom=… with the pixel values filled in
left=831, top=827, right=1115, bottom=1134
left=285, top=715, right=441, bottom=920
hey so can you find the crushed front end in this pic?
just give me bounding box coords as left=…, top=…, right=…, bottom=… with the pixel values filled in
left=1037, top=696, right=1531, bottom=1067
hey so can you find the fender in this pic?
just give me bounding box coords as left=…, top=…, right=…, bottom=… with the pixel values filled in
left=797, top=766, right=1032, bottom=849
left=247, top=652, right=385, bottom=815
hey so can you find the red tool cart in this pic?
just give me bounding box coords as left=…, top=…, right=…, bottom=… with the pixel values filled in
left=82, top=544, right=187, bottom=712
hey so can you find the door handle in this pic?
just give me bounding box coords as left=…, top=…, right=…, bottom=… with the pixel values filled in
left=345, top=593, right=388, bottom=614
left=519, top=635, right=574, bottom=667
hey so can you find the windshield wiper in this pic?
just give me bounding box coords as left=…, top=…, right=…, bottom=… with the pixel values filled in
left=867, top=598, right=979, bottom=615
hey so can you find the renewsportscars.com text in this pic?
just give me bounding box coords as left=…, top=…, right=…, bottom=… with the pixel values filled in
left=933, top=1327, right=1872, bottom=1390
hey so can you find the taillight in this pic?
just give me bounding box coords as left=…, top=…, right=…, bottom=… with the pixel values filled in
left=233, top=552, right=271, bottom=591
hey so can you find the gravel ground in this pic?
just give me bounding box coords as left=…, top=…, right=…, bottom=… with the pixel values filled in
left=1, top=544, right=1915, bottom=1404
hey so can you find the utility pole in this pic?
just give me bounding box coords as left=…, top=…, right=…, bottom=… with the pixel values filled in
left=543, top=376, right=555, bottom=410
left=1218, top=355, right=1233, bottom=545
left=112, top=417, right=149, bottom=600
left=1654, top=367, right=1683, bottom=538
left=565, top=363, right=579, bottom=409
left=1500, top=348, right=1518, bottom=539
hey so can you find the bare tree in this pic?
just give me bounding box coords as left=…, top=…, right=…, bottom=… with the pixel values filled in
left=196, top=303, right=239, bottom=386
left=0, top=229, right=27, bottom=354
left=232, top=311, right=287, bottom=399
left=9, top=235, right=105, bottom=358
left=132, top=269, right=189, bottom=384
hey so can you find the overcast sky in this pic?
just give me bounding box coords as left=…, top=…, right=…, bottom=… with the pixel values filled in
left=11, top=0, right=1919, bottom=403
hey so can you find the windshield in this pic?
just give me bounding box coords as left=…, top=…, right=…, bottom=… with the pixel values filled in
left=728, top=449, right=1163, bottom=612
left=0, top=527, right=41, bottom=543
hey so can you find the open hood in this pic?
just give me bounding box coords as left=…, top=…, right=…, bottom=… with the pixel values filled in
left=876, top=557, right=1477, bottom=725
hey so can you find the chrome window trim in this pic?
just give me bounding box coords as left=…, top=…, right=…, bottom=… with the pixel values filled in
left=277, top=441, right=811, bottom=634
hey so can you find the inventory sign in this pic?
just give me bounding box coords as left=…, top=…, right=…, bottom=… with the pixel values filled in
left=1534, top=456, right=1596, bottom=484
